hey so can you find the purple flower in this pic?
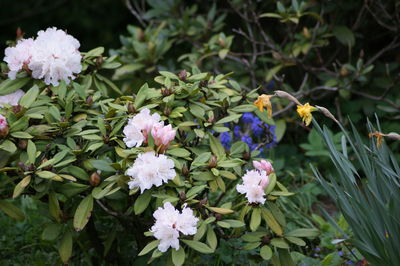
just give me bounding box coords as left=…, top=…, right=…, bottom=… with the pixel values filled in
left=314, top=247, right=321, bottom=252
left=338, top=251, right=344, bottom=257
left=346, top=261, right=353, bottom=265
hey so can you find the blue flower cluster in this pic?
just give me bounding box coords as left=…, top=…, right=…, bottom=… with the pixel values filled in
left=219, top=112, right=278, bottom=152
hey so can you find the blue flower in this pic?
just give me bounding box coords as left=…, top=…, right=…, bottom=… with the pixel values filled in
left=242, top=112, right=255, bottom=123
left=234, top=126, right=241, bottom=137
left=338, top=251, right=344, bottom=257
left=220, top=132, right=231, bottom=149
left=251, top=117, right=264, bottom=137
left=241, top=135, right=253, bottom=147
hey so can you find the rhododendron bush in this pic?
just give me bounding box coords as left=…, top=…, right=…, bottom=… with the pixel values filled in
left=0, top=28, right=321, bottom=265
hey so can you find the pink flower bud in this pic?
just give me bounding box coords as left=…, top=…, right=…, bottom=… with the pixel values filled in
left=253, top=160, right=274, bottom=175
left=0, top=115, right=9, bottom=138
left=259, top=175, right=269, bottom=189
left=152, top=123, right=176, bottom=150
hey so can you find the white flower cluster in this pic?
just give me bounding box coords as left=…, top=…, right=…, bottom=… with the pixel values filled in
left=236, top=160, right=273, bottom=204
left=126, top=151, right=176, bottom=193
left=123, top=108, right=161, bottom=148
left=0, top=90, right=25, bottom=108
left=123, top=108, right=176, bottom=149
left=151, top=202, right=198, bottom=252
left=3, top=27, right=82, bottom=86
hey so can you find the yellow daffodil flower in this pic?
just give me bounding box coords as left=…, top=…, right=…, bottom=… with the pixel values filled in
left=254, top=94, right=273, bottom=118
left=297, top=103, right=317, bottom=126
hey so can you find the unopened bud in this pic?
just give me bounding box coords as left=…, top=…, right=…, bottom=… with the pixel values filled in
left=164, top=107, right=171, bottom=116
left=18, top=139, right=28, bottom=150
left=179, top=191, right=186, bottom=201
left=340, top=67, right=350, bottom=76
left=302, top=27, right=311, bottom=38
left=200, top=197, right=208, bottom=206
left=127, top=103, right=136, bottom=114
left=261, top=235, right=271, bottom=245
left=12, top=104, right=23, bottom=114
left=90, top=172, right=101, bottom=187
left=316, top=105, right=339, bottom=124
left=0, top=115, right=9, bottom=138
left=218, top=37, right=225, bottom=47
left=209, top=154, right=218, bottom=168
left=16, top=27, right=24, bottom=40
left=41, top=158, right=52, bottom=171
left=178, top=70, right=187, bottom=81
left=137, top=29, right=145, bottom=41
left=242, top=151, right=251, bottom=161
left=386, top=132, right=400, bottom=141
left=215, top=213, right=222, bottom=221
left=95, top=56, right=104, bottom=67
left=103, top=136, right=110, bottom=144
left=274, top=90, right=301, bottom=105
left=86, top=96, right=93, bottom=105
left=199, top=80, right=208, bottom=88
left=182, top=164, right=189, bottom=176
left=161, top=87, right=172, bottom=96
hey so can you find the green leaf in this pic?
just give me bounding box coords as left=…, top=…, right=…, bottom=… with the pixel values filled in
left=27, top=140, right=36, bottom=164
left=209, top=134, right=225, bottom=159
left=216, top=114, right=242, bottom=124
left=250, top=208, right=261, bottom=231
left=187, top=73, right=208, bottom=81
left=12, top=175, right=31, bottom=198
left=90, top=160, right=115, bottom=172
left=49, top=192, right=62, bottom=222
left=275, top=119, right=286, bottom=142
left=167, top=148, right=191, bottom=158
left=19, top=85, right=39, bottom=108
left=73, top=195, right=94, bottom=231
left=10, top=131, right=33, bottom=139
left=38, top=150, right=69, bottom=169
left=270, top=238, right=289, bottom=249
left=84, top=47, right=104, bottom=58
left=138, top=240, right=160, bottom=256
left=0, top=77, right=30, bottom=96
left=230, top=104, right=257, bottom=113
left=285, top=236, right=306, bottom=246
left=224, top=219, right=245, bottom=228
left=266, top=65, right=283, bottom=82
left=41, top=223, right=62, bottom=241
left=181, top=240, right=214, bottom=254
left=285, top=228, right=319, bottom=238
left=260, top=245, right=273, bottom=260
left=64, top=165, right=89, bottom=181
left=261, top=208, right=283, bottom=236
left=0, top=140, right=17, bottom=153
left=206, top=226, right=217, bottom=250
left=206, top=206, right=234, bottom=215
left=134, top=83, right=148, bottom=109
left=134, top=190, right=152, bottom=215
left=333, top=26, right=355, bottom=47
left=278, top=249, right=294, bottom=266
left=172, top=247, right=185, bottom=266
left=186, top=185, right=207, bottom=198
left=59, top=231, right=73, bottom=264
left=36, top=171, right=57, bottom=179
left=0, top=200, right=25, bottom=221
